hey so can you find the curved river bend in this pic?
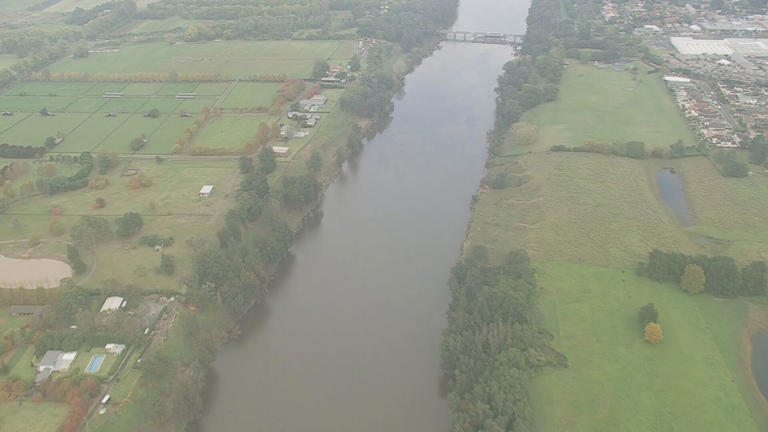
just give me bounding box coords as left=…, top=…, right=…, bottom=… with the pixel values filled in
left=193, top=0, right=530, bottom=430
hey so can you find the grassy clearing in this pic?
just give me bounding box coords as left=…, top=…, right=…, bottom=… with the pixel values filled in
left=0, top=402, right=69, bottom=432
left=0, top=95, right=76, bottom=112
left=0, top=306, right=32, bottom=337
left=96, top=114, right=165, bottom=153
left=127, top=17, right=195, bottom=34
left=529, top=262, right=764, bottom=432
left=520, top=63, right=697, bottom=152
left=220, top=82, right=281, bottom=108
left=193, top=114, right=275, bottom=149
left=141, top=116, right=194, bottom=154
left=48, top=40, right=357, bottom=78
left=468, top=152, right=706, bottom=268
left=0, top=54, right=19, bottom=70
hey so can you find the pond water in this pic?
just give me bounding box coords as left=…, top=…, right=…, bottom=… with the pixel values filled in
left=752, top=331, right=768, bottom=400
left=656, top=168, right=694, bottom=226
left=191, top=0, right=530, bottom=430
left=0, top=254, right=72, bottom=288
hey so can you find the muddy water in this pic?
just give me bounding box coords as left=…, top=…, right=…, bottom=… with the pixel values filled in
left=193, top=0, right=530, bottom=430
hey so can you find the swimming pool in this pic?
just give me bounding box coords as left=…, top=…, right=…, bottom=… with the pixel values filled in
left=86, top=354, right=105, bottom=373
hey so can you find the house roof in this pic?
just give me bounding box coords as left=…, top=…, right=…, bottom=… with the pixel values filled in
left=100, top=296, right=124, bottom=312
left=39, top=350, right=62, bottom=369
left=10, top=305, right=45, bottom=315
left=200, top=185, right=215, bottom=194
left=272, top=146, right=290, bottom=154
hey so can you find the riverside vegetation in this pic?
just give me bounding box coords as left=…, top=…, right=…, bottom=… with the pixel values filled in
left=446, top=0, right=768, bottom=430
left=0, top=0, right=460, bottom=430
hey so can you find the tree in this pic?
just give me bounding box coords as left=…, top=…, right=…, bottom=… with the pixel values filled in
left=306, top=150, right=322, bottom=174
left=158, top=253, right=175, bottom=276
left=73, top=43, right=89, bottom=58
left=681, top=264, right=705, bottom=294
left=637, top=303, right=658, bottom=327
left=44, top=136, right=57, bottom=149
left=741, top=261, right=768, bottom=296
left=349, top=55, right=360, bottom=72
left=238, top=156, right=255, bottom=175
left=146, top=108, right=160, bottom=119
left=258, top=146, right=276, bottom=174
left=749, top=134, right=768, bottom=165
left=130, top=134, right=148, bottom=151
left=115, top=212, right=143, bottom=237
left=312, top=59, right=330, bottom=79
left=644, top=322, right=663, bottom=343
left=70, top=216, right=113, bottom=249
left=93, top=197, right=106, bottom=209
left=280, top=174, right=321, bottom=207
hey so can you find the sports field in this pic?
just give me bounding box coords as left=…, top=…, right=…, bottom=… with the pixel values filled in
left=520, top=63, right=697, bottom=152
left=49, top=40, right=358, bottom=78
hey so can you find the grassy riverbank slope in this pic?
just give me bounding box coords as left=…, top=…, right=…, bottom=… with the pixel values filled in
left=465, top=62, right=768, bottom=430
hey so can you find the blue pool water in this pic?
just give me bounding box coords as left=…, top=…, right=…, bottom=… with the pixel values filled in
left=86, top=354, right=105, bottom=373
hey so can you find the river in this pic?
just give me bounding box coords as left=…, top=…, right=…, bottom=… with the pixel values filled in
left=192, top=0, right=529, bottom=430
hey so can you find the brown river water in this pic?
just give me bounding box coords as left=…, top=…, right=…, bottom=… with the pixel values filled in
left=192, top=0, right=530, bottom=430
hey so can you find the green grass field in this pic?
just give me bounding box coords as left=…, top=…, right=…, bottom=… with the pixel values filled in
left=0, top=402, right=69, bottom=432
left=529, top=262, right=764, bottom=432
left=220, top=82, right=281, bottom=108
left=520, top=63, right=698, bottom=152
left=48, top=40, right=357, bottom=78
left=71, top=348, right=118, bottom=378
left=465, top=61, right=768, bottom=430
left=127, top=17, right=195, bottom=34
left=193, top=114, right=275, bottom=149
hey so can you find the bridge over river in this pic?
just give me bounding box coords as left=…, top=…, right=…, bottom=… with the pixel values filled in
left=439, top=30, right=524, bottom=46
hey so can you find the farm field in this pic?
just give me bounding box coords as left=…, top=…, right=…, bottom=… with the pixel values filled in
left=193, top=114, right=276, bottom=150
left=126, top=17, right=195, bottom=34
left=0, top=402, right=70, bottom=432
left=529, top=262, right=765, bottom=432
left=220, top=82, right=281, bottom=108
left=48, top=40, right=358, bottom=78
left=0, top=81, right=229, bottom=154
left=520, top=63, right=698, bottom=153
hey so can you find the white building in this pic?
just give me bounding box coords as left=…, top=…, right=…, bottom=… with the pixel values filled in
left=199, top=185, right=215, bottom=197
left=100, top=296, right=125, bottom=313
left=105, top=343, right=126, bottom=355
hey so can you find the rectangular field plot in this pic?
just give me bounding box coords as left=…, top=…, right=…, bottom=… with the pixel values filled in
left=141, top=116, right=194, bottom=154
left=221, top=82, right=281, bottom=108
left=0, top=54, right=18, bottom=70
left=122, top=82, right=165, bottom=96
left=48, top=40, right=357, bottom=78
left=0, top=114, right=28, bottom=135
left=65, top=97, right=106, bottom=113
left=177, top=98, right=218, bottom=114
left=96, top=114, right=166, bottom=153
left=97, top=97, right=149, bottom=113
left=7, top=81, right=95, bottom=96
left=0, top=95, right=76, bottom=113
left=54, top=115, right=121, bottom=152
left=157, top=82, right=199, bottom=96
left=127, top=17, right=194, bottom=34
left=85, top=82, right=128, bottom=95
left=141, top=98, right=181, bottom=114
left=195, top=82, right=231, bottom=96
left=0, top=113, right=90, bottom=147
left=193, top=115, right=274, bottom=149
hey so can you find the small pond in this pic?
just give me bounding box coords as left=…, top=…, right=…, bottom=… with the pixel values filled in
left=656, top=168, right=694, bottom=226
left=752, top=331, right=768, bottom=400
left=0, top=254, right=72, bottom=289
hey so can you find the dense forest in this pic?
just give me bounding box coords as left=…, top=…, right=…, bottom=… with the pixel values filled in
left=441, top=249, right=566, bottom=431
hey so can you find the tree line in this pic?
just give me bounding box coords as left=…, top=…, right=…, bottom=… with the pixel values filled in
left=637, top=248, right=768, bottom=298
left=441, top=249, right=566, bottom=431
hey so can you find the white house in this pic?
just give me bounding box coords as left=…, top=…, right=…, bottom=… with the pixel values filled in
left=199, top=185, right=215, bottom=197
left=105, top=343, right=126, bottom=355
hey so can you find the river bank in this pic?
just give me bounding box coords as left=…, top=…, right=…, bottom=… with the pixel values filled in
left=455, top=0, right=768, bottom=429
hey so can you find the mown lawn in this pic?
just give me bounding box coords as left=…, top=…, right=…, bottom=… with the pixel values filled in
left=0, top=402, right=69, bottom=432
left=519, top=63, right=697, bottom=152
left=529, top=262, right=765, bottom=432
left=48, top=40, right=357, bottom=78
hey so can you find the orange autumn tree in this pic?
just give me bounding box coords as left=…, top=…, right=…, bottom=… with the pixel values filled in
left=644, top=322, right=663, bottom=344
